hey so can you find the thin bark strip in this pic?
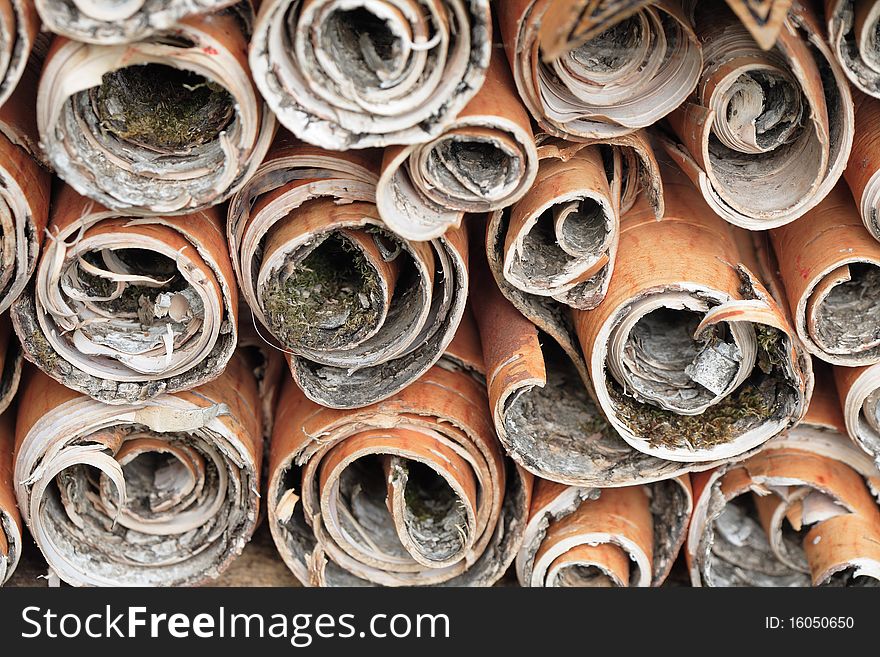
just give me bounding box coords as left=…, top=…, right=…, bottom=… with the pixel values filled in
left=38, top=11, right=276, bottom=215
left=376, top=49, right=538, bottom=241
left=498, top=0, right=701, bottom=141
left=827, top=0, right=880, bottom=97
left=267, top=316, right=532, bottom=586
left=516, top=475, right=692, bottom=587
left=688, top=369, right=880, bottom=587
left=772, top=182, right=880, bottom=366
left=36, top=0, right=239, bottom=43
left=11, top=184, right=239, bottom=405
left=662, top=0, right=853, bottom=229
left=486, top=130, right=663, bottom=313
left=249, top=0, right=491, bottom=150
left=0, top=0, right=40, bottom=107
left=14, top=355, right=262, bottom=586
left=0, top=410, right=21, bottom=585
left=228, top=134, right=468, bottom=409
left=573, top=168, right=810, bottom=464
left=844, top=91, right=880, bottom=240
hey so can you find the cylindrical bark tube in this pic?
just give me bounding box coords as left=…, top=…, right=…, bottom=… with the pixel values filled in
left=844, top=91, right=880, bottom=240
left=688, top=369, right=880, bottom=587
left=36, top=0, right=239, bottom=44
left=516, top=475, right=692, bottom=587
left=227, top=134, right=469, bottom=409
left=0, top=410, right=21, bottom=585
left=771, top=182, right=880, bottom=366
left=11, top=184, right=239, bottom=405
left=0, top=0, right=40, bottom=107
left=498, top=0, right=701, bottom=141
left=834, top=360, right=880, bottom=461
left=13, top=354, right=262, bottom=586
left=376, top=49, right=539, bottom=241
left=573, top=168, right=811, bottom=464
left=662, top=0, right=853, bottom=229
left=486, top=130, right=663, bottom=312
left=37, top=11, right=276, bottom=215
left=0, top=99, right=51, bottom=316
left=266, top=315, right=532, bottom=586
left=249, top=0, right=492, bottom=150
left=826, top=0, right=880, bottom=97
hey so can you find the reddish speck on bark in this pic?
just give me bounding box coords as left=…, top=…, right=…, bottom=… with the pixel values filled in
left=203, top=46, right=219, bottom=55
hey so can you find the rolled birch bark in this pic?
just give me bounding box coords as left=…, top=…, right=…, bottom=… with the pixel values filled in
left=376, top=49, right=538, bottom=241
left=834, top=359, right=880, bottom=461
left=37, top=11, right=275, bottom=215
left=249, top=0, right=491, bottom=150
left=0, top=313, right=21, bottom=416
left=844, top=91, right=880, bottom=240
left=36, top=0, right=239, bottom=44
left=228, top=135, right=468, bottom=409
left=0, top=97, right=51, bottom=315
left=498, top=0, right=701, bottom=141
left=771, top=182, right=880, bottom=366
left=516, top=475, right=692, bottom=587
left=662, top=0, right=854, bottom=229
left=486, top=130, right=663, bottom=313
left=266, top=315, right=532, bottom=586
left=572, top=169, right=811, bottom=464
left=688, top=370, right=880, bottom=587
left=0, top=0, right=40, bottom=107
left=14, top=354, right=262, bottom=586
left=826, top=0, right=880, bottom=97
left=0, top=410, right=21, bottom=585
left=723, top=0, right=792, bottom=49
left=11, top=184, right=239, bottom=405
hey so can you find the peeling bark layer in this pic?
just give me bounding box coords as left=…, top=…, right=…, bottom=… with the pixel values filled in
left=573, top=169, right=810, bottom=464
left=772, top=182, right=880, bottom=366
left=0, top=410, right=21, bottom=585
left=11, top=184, right=239, bottom=405
left=249, top=0, right=491, bottom=150
left=36, top=0, right=239, bottom=44
left=0, top=0, right=40, bottom=107
left=516, top=475, right=692, bottom=587
left=376, top=49, right=538, bottom=241
left=0, top=94, right=51, bottom=315
left=498, top=0, right=701, bottom=141
left=13, top=355, right=262, bottom=586
left=688, top=372, right=880, bottom=587
left=662, top=0, right=853, bottom=229
left=228, top=135, right=468, bottom=409
left=267, top=318, right=532, bottom=586
left=38, top=11, right=276, bottom=215
left=0, top=313, right=21, bottom=416
left=827, top=0, right=880, bottom=97
left=486, top=130, right=662, bottom=313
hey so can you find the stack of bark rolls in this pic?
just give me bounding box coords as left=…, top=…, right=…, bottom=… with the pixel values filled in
left=1, top=0, right=880, bottom=588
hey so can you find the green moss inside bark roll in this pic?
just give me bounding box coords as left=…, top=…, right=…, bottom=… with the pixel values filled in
left=93, top=64, right=234, bottom=151
left=262, top=234, right=384, bottom=351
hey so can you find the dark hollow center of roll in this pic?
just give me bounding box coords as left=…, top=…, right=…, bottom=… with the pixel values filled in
left=427, top=139, right=518, bottom=199
left=262, top=234, right=381, bottom=350
left=323, top=8, right=402, bottom=86
left=554, top=563, right=619, bottom=587
left=93, top=64, right=235, bottom=151
left=567, top=15, right=643, bottom=72
left=518, top=199, right=609, bottom=279
left=622, top=308, right=741, bottom=412
left=401, top=461, right=468, bottom=563
left=814, top=263, right=880, bottom=353
left=121, top=450, right=194, bottom=516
